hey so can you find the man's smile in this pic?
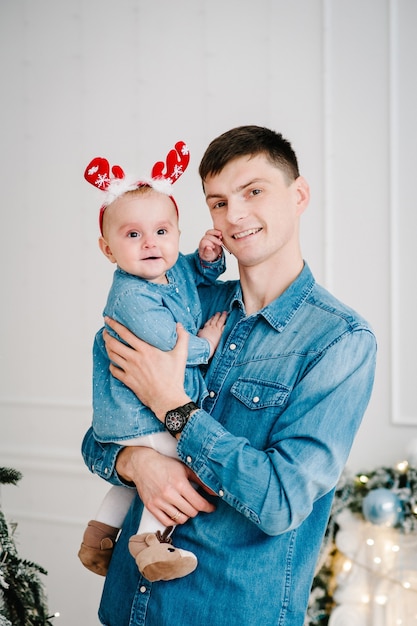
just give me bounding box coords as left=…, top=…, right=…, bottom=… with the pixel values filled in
left=232, top=228, right=262, bottom=240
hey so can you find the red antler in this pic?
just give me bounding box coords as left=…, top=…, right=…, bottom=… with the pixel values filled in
left=84, top=157, right=125, bottom=190
left=151, top=141, right=190, bottom=184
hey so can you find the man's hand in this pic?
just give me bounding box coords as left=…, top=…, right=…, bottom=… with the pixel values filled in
left=116, top=447, right=216, bottom=527
left=103, top=319, right=191, bottom=422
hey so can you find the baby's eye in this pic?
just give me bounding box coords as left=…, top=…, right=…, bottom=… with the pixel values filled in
left=128, top=231, right=140, bottom=238
left=157, top=228, right=167, bottom=235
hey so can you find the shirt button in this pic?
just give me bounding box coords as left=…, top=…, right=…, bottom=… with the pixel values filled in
left=209, top=390, right=215, bottom=398
left=104, top=467, right=108, bottom=474
left=175, top=287, right=179, bottom=293
left=229, top=343, right=237, bottom=351
left=186, top=456, right=192, bottom=464
left=140, top=586, right=147, bottom=593
left=253, top=396, right=260, bottom=403
left=219, top=490, right=224, bottom=497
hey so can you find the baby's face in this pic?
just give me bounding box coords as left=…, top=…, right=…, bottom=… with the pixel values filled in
left=100, top=189, right=180, bottom=283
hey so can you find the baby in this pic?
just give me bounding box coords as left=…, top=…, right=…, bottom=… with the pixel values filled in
left=78, top=143, right=226, bottom=582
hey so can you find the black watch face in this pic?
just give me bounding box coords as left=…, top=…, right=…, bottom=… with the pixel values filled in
left=166, top=410, right=184, bottom=432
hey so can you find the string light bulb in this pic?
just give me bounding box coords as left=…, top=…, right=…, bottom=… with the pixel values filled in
left=397, top=460, right=409, bottom=473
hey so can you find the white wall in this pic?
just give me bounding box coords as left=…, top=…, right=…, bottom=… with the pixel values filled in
left=1, top=1, right=416, bottom=624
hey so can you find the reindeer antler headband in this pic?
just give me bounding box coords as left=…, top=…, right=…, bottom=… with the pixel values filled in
left=84, top=141, right=190, bottom=234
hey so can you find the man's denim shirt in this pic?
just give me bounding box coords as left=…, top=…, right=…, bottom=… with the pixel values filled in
left=82, top=262, right=377, bottom=626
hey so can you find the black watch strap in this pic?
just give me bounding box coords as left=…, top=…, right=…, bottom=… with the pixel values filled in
left=164, top=401, right=199, bottom=437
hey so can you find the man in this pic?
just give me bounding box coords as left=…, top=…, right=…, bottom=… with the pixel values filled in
left=82, top=125, right=376, bottom=625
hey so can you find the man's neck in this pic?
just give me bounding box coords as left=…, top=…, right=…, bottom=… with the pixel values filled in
left=239, top=255, right=304, bottom=315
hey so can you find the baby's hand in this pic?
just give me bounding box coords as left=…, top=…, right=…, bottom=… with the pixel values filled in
left=198, top=229, right=224, bottom=262
left=198, top=311, right=227, bottom=358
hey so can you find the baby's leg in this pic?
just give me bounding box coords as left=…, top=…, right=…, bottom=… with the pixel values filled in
left=78, top=485, right=134, bottom=577
left=124, top=432, right=198, bottom=582
left=95, top=485, right=135, bottom=528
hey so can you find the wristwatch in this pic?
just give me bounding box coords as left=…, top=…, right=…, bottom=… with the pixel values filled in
left=164, top=401, right=199, bottom=437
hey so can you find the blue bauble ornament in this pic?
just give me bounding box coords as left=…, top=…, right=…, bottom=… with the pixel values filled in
left=362, top=488, right=402, bottom=526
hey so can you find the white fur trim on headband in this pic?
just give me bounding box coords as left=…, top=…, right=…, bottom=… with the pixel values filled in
left=103, top=175, right=174, bottom=206
left=102, top=175, right=139, bottom=206
left=145, top=177, right=173, bottom=196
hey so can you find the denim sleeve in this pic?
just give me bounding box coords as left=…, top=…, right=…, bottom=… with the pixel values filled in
left=109, top=288, right=211, bottom=366
left=177, top=328, right=377, bottom=536
left=184, top=250, right=226, bottom=286
left=81, top=426, right=135, bottom=487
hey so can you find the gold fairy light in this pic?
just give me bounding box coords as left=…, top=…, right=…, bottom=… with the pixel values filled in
left=397, top=460, right=409, bottom=473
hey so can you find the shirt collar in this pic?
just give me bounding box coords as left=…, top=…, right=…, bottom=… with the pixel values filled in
left=230, top=262, right=315, bottom=332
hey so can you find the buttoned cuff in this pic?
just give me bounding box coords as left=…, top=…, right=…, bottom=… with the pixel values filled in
left=176, top=408, right=226, bottom=493
left=81, top=427, right=135, bottom=488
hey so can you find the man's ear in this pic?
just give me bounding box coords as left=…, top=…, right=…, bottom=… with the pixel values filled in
left=98, top=236, right=116, bottom=263
left=294, top=176, right=310, bottom=216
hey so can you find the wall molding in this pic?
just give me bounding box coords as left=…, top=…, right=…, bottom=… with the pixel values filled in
left=322, top=0, right=335, bottom=292
left=0, top=396, right=90, bottom=410
left=389, top=0, right=416, bottom=425
left=0, top=446, right=86, bottom=475
left=3, top=508, right=87, bottom=528
left=0, top=447, right=107, bottom=527
left=389, top=0, right=401, bottom=423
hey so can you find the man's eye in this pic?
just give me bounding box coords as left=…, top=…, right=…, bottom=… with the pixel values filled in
left=250, top=188, right=261, bottom=196
left=212, top=201, right=226, bottom=210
